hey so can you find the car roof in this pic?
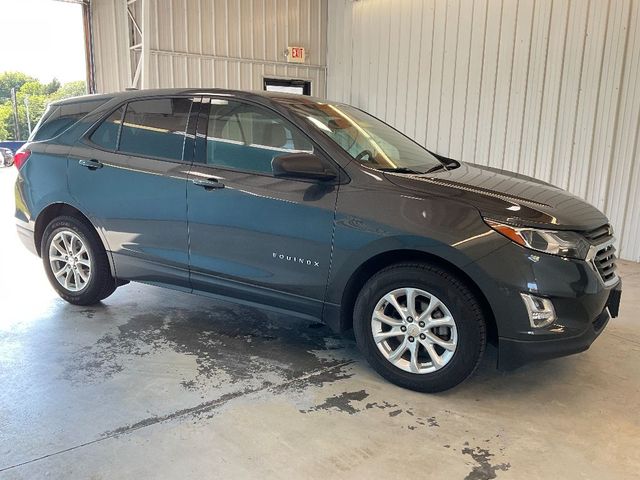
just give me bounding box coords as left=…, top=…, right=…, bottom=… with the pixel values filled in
left=50, top=88, right=329, bottom=108
left=49, top=92, right=116, bottom=107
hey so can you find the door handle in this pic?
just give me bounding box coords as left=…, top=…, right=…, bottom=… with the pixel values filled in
left=192, top=178, right=225, bottom=190
left=79, top=159, right=103, bottom=170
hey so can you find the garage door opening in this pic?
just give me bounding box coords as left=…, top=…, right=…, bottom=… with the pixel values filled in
left=263, top=78, right=311, bottom=95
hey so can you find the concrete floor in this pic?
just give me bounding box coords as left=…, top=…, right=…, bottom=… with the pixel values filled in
left=1, top=167, right=639, bottom=480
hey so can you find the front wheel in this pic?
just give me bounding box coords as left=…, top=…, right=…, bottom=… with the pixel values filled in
left=353, top=263, right=486, bottom=392
left=42, top=216, right=117, bottom=305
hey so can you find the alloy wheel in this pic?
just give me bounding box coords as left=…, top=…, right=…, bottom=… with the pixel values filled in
left=48, top=230, right=92, bottom=292
left=371, top=287, right=458, bottom=374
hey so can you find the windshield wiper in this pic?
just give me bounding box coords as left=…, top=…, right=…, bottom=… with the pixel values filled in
left=378, top=161, right=459, bottom=175
left=424, top=163, right=449, bottom=174
left=377, top=167, right=422, bottom=174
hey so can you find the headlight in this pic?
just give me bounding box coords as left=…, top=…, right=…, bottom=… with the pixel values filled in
left=485, top=219, right=590, bottom=259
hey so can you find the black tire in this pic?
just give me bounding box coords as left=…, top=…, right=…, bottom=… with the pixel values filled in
left=41, top=215, right=117, bottom=305
left=353, top=262, right=486, bottom=393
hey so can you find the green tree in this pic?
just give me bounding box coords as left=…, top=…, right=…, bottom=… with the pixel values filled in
left=19, top=81, right=46, bottom=96
left=45, top=78, right=61, bottom=95
left=0, top=103, right=13, bottom=140
left=50, top=80, right=87, bottom=100
left=0, top=71, right=36, bottom=101
left=0, top=72, right=87, bottom=140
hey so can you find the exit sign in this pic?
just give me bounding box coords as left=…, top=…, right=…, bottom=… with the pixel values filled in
left=287, top=46, right=305, bottom=63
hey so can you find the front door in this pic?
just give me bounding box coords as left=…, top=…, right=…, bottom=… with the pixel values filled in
left=186, top=97, right=338, bottom=317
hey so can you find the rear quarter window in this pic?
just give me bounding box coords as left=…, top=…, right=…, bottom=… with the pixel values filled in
left=31, top=98, right=109, bottom=142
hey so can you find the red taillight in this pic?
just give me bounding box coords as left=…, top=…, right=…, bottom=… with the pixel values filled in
left=13, top=149, right=31, bottom=170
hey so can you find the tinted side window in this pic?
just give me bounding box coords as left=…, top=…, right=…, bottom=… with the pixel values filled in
left=31, top=98, right=108, bottom=142
left=205, top=99, right=313, bottom=174
left=90, top=106, right=125, bottom=150
left=119, top=98, right=192, bottom=161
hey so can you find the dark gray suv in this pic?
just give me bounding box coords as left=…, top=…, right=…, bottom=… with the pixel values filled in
left=14, top=89, right=622, bottom=392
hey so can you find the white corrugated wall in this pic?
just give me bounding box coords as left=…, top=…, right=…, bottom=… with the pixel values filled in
left=91, top=0, right=328, bottom=95
left=91, top=0, right=130, bottom=91
left=328, top=0, right=640, bottom=261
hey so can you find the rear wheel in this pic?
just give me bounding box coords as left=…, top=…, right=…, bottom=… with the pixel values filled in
left=42, top=216, right=116, bottom=305
left=353, top=263, right=486, bottom=392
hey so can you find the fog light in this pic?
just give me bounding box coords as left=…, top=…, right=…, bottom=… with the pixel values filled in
left=520, top=293, right=556, bottom=328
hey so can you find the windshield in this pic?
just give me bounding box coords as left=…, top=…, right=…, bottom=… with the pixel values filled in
left=283, top=101, right=443, bottom=172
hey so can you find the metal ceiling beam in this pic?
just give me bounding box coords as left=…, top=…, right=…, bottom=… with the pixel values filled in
left=125, top=0, right=150, bottom=89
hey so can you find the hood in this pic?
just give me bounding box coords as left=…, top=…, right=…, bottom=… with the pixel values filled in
left=384, top=162, right=608, bottom=231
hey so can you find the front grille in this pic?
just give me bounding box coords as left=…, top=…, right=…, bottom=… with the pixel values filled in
left=584, top=224, right=618, bottom=286
left=593, top=243, right=617, bottom=284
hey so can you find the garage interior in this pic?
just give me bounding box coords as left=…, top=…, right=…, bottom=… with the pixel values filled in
left=1, top=0, right=640, bottom=478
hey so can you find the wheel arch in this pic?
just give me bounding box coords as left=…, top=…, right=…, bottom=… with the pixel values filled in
left=334, top=249, right=498, bottom=346
left=34, top=202, right=117, bottom=277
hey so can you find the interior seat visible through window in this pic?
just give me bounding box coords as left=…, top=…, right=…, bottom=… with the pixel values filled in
left=204, top=100, right=313, bottom=174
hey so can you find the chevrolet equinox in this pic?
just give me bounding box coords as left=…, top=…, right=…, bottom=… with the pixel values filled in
left=13, top=89, right=622, bottom=392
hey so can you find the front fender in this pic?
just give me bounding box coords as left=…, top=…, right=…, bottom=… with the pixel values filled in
left=325, top=191, right=511, bottom=307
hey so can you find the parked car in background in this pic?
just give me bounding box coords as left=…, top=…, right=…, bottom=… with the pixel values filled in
left=13, top=89, right=622, bottom=392
left=0, top=147, right=14, bottom=167
left=0, top=142, right=25, bottom=167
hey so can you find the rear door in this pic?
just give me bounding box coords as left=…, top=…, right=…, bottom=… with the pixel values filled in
left=68, top=96, right=198, bottom=288
left=186, top=97, right=338, bottom=317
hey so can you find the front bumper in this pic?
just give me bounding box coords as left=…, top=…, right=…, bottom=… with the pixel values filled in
left=498, top=280, right=620, bottom=370
left=467, top=241, right=622, bottom=370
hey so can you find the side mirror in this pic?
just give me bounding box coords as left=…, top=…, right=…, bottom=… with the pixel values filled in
left=272, top=153, right=337, bottom=181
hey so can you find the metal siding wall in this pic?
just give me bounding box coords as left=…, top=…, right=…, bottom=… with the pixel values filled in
left=92, top=0, right=327, bottom=95
left=91, top=0, right=130, bottom=92
left=328, top=0, right=640, bottom=261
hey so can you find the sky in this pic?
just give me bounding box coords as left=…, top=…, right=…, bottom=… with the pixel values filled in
left=0, top=0, right=86, bottom=84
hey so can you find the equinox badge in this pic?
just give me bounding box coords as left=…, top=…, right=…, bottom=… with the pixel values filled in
left=273, top=252, right=320, bottom=268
